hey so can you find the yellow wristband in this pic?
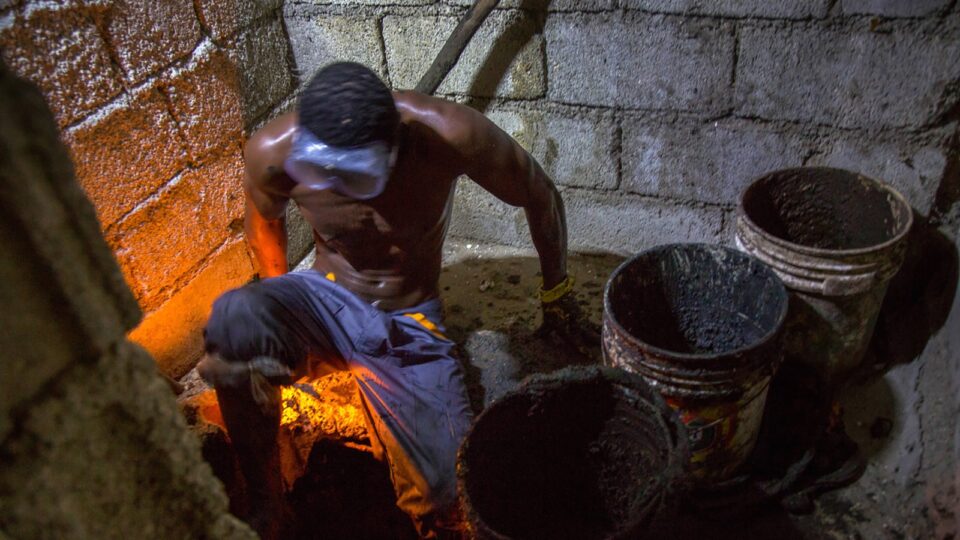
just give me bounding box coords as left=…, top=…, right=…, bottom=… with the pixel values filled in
left=539, top=275, right=575, bottom=304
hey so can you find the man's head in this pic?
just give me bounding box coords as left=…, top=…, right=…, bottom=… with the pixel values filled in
left=286, top=62, right=400, bottom=200
left=298, top=62, right=399, bottom=148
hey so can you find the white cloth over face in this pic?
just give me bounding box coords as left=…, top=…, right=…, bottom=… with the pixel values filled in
left=284, top=128, right=394, bottom=200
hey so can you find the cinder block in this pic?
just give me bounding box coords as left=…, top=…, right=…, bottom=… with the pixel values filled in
left=449, top=178, right=529, bottom=247
left=296, top=0, right=431, bottom=5
left=230, top=17, right=294, bottom=122
left=563, top=190, right=725, bottom=254
left=622, top=118, right=809, bottom=205
left=0, top=3, right=123, bottom=127
left=841, top=0, right=950, bottom=17
left=163, top=43, right=245, bottom=163
left=623, top=0, right=830, bottom=19
left=64, top=87, right=188, bottom=228
left=128, top=237, right=255, bottom=378
left=486, top=107, right=618, bottom=190
left=443, top=0, right=616, bottom=10
left=195, top=0, right=283, bottom=43
left=546, top=13, right=734, bottom=113
left=806, top=125, right=955, bottom=216
left=99, top=0, right=201, bottom=85
left=384, top=10, right=545, bottom=98
left=285, top=15, right=385, bottom=87
left=111, top=148, right=245, bottom=308
left=736, top=25, right=960, bottom=129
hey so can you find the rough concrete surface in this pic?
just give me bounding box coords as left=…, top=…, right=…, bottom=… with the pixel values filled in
left=109, top=148, right=245, bottom=308
left=384, top=9, right=545, bottom=97
left=0, top=2, right=123, bottom=128
left=63, top=84, right=189, bottom=228
left=622, top=117, right=810, bottom=205
left=285, top=13, right=386, bottom=87
left=486, top=105, right=619, bottom=190
left=735, top=21, right=960, bottom=130
left=129, top=237, right=256, bottom=378
left=1, top=62, right=255, bottom=539
left=623, top=0, right=832, bottom=19
left=97, top=0, right=203, bottom=86
left=545, top=12, right=735, bottom=113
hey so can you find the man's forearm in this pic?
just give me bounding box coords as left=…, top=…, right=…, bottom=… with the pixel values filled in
left=245, top=201, right=288, bottom=278
left=525, top=171, right=568, bottom=290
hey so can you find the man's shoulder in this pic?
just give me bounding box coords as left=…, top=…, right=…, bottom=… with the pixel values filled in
left=394, top=91, right=480, bottom=146
left=244, top=111, right=297, bottom=191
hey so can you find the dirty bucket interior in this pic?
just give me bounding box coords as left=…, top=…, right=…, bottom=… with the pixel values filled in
left=459, top=367, right=684, bottom=540
left=605, top=244, right=787, bottom=356
left=741, top=167, right=912, bottom=251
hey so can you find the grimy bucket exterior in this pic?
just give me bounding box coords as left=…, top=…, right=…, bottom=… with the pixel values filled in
left=736, top=167, right=912, bottom=386
left=602, top=244, right=788, bottom=483
left=457, top=365, right=688, bottom=540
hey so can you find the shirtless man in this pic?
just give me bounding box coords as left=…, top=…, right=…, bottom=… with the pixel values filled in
left=198, top=62, right=590, bottom=539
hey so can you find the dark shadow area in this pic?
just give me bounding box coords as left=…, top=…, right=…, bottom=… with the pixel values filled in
left=286, top=440, right=418, bottom=540
left=463, top=0, right=550, bottom=113
left=862, top=212, right=959, bottom=374
left=461, top=367, right=687, bottom=540
left=930, top=111, right=959, bottom=222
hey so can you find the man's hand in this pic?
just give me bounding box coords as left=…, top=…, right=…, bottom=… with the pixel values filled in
left=536, top=277, right=601, bottom=360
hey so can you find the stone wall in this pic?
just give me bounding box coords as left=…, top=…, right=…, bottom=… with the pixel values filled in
left=0, top=61, right=256, bottom=540
left=283, top=0, right=959, bottom=253
left=0, top=0, right=302, bottom=377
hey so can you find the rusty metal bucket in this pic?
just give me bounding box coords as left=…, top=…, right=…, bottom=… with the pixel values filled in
left=602, top=244, right=788, bottom=484
left=457, top=365, right=688, bottom=540
left=736, top=167, right=912, bottom=386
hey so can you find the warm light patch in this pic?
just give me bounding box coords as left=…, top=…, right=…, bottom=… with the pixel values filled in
left=279, top=377, right=367, bottom=438
left=192, top=372, right=369, bottom=443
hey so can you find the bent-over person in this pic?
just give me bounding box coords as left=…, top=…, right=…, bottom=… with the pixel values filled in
left=198, top=62, right=592, bottom=539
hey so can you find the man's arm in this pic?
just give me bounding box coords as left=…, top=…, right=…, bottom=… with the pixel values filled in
left=243, top=113, right=297, bottom=279
left=410, top=95, right=599, bottom=352
left=437, top=101, right=568, bottom=289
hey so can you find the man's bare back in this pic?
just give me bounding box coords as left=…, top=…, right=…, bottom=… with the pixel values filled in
left=243, top=91, right=568, bottom=311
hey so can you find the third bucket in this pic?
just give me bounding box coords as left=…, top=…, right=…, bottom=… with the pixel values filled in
left=736, top=167, right=913, bottom=386
left=602, top=243, right=788, bottom=483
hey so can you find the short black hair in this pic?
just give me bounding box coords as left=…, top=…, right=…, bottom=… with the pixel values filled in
left=297, top=62, right=399, bottom=148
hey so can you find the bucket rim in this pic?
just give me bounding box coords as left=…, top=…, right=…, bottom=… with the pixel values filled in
left=456, top=365, right=689, bottom=540
left=602, top=243, right=789, bottom=363
left=738, top=166, right=914, bottom=258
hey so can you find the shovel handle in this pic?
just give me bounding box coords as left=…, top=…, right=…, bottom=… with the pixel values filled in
left=415, top=0, right=501, bottom=95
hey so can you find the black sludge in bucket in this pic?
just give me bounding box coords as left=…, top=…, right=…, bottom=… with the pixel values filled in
left=602, top=244, right=788, bottom=483
left=457, top=365, right=687, bottom=540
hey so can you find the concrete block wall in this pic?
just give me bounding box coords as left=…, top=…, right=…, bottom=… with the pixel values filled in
left=0, top=62, right=256, bottom=540
left=284, top=0, right=959, bottom=255
left=1, top=0, right=300, bottom=377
